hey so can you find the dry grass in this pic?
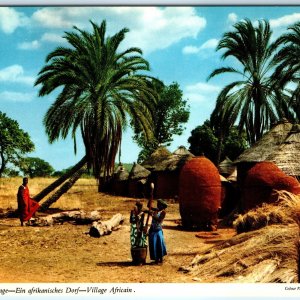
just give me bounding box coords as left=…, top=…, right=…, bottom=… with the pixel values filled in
left=180, top=224, right=299, bottom=283
left=233, top=190, right=300, bottom=233
left=180, top=190, right=300, bottom=283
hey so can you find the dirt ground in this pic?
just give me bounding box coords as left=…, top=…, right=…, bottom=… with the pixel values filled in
left=0, top=194, right=236, bottom=283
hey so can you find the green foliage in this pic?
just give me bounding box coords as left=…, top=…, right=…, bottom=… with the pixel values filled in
left=188, top=120, right=248, bottom=165
left=132, top=81, right=190, bottom=162
left=35, top=20, right=157, bottom=186
left=273, top=21, right=300, bottom=122
left=20, top=157, right=54, bottom=178
left=222, top=127, right=248, bottom=161
left=0, top=111, right=35, bottom=177
left=208, top=18, right=289, bottom=146
left=188, top=120, right=219, bottom=162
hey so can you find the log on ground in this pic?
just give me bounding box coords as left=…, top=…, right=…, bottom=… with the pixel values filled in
left=30, top=210, right=102, bottom=226
left=89, top=213, right=125, bottom=238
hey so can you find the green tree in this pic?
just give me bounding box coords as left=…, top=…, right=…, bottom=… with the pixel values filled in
left=208, top=19, right=289, bottom=146
left=188, top=120, right=218, bottom=162
left=273, top=22, right=300, bottom=122
left=35, top=20, right=157, bottom=190
left=188, top=120, right=247, bottom=165
left=19, top=157, right=54, bottom=178
left=0, top=111, right=34, bottom=177
left=132, top=81, right=190, bottom=162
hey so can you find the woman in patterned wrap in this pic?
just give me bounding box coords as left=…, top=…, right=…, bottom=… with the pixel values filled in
left=130, top=201, right=147, bottom=249
left=148, top=199, right=167, bottom=264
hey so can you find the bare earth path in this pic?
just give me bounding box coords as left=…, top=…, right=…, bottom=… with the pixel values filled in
left=0, top=209, right=235, bottom=283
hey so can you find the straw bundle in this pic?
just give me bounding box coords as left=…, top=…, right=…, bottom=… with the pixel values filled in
left=234, top=190, right=300, bottom=233
left=180, top=224, right=299, bottom=283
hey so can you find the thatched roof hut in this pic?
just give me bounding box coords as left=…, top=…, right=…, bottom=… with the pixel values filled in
left=142, top=146, right=172, bottom=171
left=128, top=163, right=151, bottom=198
left=111, top=165, right=129, bottom=196
left=233, top=120, right=300, bottom=212
left=142, top=146, right=194, bottom=199
left=173, top=145, right=194, bottom=156
left=235, top=120, right=300, bottom=177
left=129, top=162, right=151, bottom=180
left=219, top=157, right=236, bottom=177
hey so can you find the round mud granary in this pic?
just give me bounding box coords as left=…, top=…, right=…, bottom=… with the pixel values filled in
left=179, top=156, right=221, bottom=230
left=242, top=161, right=300, bottom=211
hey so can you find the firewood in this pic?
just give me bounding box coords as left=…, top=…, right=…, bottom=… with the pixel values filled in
left=29, top=210, right=102, bottom=226
left=88, top=213, right=124, bottom=237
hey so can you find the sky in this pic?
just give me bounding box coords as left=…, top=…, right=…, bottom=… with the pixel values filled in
left=1, top=4, right=300, bottom=171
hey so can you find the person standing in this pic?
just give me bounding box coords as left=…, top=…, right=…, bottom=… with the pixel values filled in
left=148, top=199, right=167, bottom=264
left=17, top=177, right=39, bottom=226
left=130, top=201, right=147, bottom=249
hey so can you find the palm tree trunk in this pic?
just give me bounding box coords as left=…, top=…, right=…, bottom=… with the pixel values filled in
left=216, top=130, right=224, bottom=167
left=33, top=156, right=87, bottom=202
left=39, top=165, right=87, bottom=212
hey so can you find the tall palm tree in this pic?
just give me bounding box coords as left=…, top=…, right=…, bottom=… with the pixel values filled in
left=273, top=22, right=300, bottom=122
left=208, top=18, right=289, bottom=146
left=35, top=20, right=157, bottom=190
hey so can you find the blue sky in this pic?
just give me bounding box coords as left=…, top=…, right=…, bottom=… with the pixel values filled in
left=1, top=5, right=300, bottom=171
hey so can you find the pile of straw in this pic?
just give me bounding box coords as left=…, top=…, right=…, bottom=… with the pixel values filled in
left=180, top=191, right=300, bottom=283
left=180, top=224, right=299, bottom=283
left=234, top=190, right=300, bottom=233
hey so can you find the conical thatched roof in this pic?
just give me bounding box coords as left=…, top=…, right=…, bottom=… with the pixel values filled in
left=142, top=146, right=194, bottom=172
left=129, top=162, right=151, bottom=180
left=142, top=146, right=172, bottom=170
left=114, top=167, right=129, bottom=181
left=173, top=145, right=194, bottom=156
left=219, top=157, right=236, bottom=175
left=227, top=168, right=237, bottom=182
left=234, top=120, right=300, bottom=177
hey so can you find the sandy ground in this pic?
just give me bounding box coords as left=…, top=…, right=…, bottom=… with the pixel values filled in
left=0, top=201, right=236, bottom=283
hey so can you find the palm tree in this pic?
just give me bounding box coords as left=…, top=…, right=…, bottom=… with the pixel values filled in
left=273, top=22, right=300, bottom=122
left=35, top=20, right=157, bottom=191
left=208, top=18, right=289, bottom=146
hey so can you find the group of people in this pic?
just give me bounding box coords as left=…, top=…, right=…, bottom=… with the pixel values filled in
left=130, top=198, right=168, bottom=265
left=17, top=177, right=166, bottom=265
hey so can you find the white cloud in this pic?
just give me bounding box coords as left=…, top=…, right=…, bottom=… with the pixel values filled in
left=228, top=13, right=238, bottom=24
left=185, top=82, right=221, bottom=103
left=182, top=46, right=200, bottom=54
left=0, top=7, right=29, bottom=34
left=18, top=40, right=41, bottom=50
left=41, top=32, right=65, bottom=44
left=182, top=39, right=218, bottom=55
left=0, top=91, right=35, bottom=102
left=30, top=7, right=206, bottom=54
left=270, top=13, right=300, bottom=29
left=0, top=65, right=35, bottom=85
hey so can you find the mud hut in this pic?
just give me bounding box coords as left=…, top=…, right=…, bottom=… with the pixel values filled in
left=179, top=156, right=221, bottom=230
left=142, top=146, right=172, bottom=172
left=111, top=165, right=129, bottom=196
left=128, top=163, right=151, bottom=198
left=234, top=120, right=300, bottom=211
left=219, top=157, right=236, bottom=178
left=219, top=175, right=238, bottom=218
left=142, top=146, right=194, bottom=199
left=235, top=119, right=300, bottom=185
left=242, top=161, right=300, bottom=211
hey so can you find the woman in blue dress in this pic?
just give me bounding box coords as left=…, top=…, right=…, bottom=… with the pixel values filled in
left=148, top=199, right=167, bottom=264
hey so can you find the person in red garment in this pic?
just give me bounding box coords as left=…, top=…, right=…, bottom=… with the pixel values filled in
left=17, top=177, right=39, bottom=226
